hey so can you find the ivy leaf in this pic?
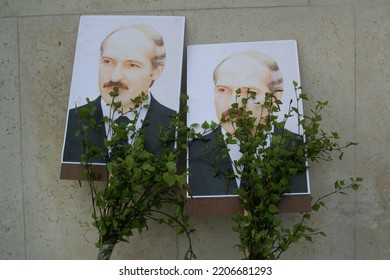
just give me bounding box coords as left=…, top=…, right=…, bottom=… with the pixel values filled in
left=201, top=121, right=210, bottom=130
left=166, top=161, right=177, bottom=173
left=268, top=204, right=278, bottom=214
left=125, top=156, right=134, bottom=169
left=141, top=163, right=155, bottom=172
left=305, top=236, right=313, bottom=242
left=312, top=204, right=320, bottom=211
left=163, top=172, right=176, bottom=186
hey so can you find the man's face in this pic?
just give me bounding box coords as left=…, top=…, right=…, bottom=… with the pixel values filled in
left=214, top=55, right=279, bottom=135
left=98, top=28, right=162, bottom=112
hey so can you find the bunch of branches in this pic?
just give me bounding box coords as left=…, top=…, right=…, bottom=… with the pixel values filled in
left=78, top=88, right=195, bottom=260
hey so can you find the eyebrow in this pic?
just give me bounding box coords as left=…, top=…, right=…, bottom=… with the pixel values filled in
left=216, top=85, right=263, bottom=92
left=101, top=56, right=144, bottom=66
left=123, top=59, right=144, bottom=66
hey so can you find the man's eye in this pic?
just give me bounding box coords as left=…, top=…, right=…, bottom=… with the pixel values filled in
left=248, top=89, right=259, bottom=96
left=217, top=87, right=230, bottom=94
left=102, top=59, right=112, bottom=64
left=125, top=62, right=140, bottom=68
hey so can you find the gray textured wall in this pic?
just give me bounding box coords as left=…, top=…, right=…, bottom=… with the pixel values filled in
left=1, top=0, right=389, bottom=259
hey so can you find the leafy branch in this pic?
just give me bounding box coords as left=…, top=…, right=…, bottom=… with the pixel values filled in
left=78, top=88, right=195, bottom=259
left=190, top=82, right=362, bottom=259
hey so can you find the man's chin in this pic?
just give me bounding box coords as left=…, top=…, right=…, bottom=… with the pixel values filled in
left=101, top=89, right=128, bottom=98
left=220, top=123, right=236, bottom=135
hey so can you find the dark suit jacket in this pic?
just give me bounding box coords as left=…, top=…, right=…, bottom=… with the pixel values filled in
left=63, top=94, right=175, bottom=163
left=188, top=126, right=309, bottom=197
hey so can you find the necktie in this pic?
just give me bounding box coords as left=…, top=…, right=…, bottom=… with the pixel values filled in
left=109, top=116, right=130, bottom=161
left=114, top=115, right=130, bottom=146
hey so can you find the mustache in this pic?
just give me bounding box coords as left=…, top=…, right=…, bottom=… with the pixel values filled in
left=220, top=109, right=243, bottom=122
left=103, top=81, right=129, bottom=90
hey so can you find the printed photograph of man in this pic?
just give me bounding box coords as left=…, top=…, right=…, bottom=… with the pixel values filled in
left=61, top=16, right=185, bottom=170
left=187, top=41, right=309, bottom=197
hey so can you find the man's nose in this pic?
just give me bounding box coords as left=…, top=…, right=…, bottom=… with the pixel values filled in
left=239, top=87, right=251, bottom=96
left=110, top=65, right=124, bottom=81
left=236, top=87, right=249, bottom=105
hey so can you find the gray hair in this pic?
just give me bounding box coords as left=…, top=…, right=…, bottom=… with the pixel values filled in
left=100, top=24, right=166, bottom=68
left=213, top=50, right=283, bottom=93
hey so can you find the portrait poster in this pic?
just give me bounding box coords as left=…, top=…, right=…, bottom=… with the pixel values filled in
left=60, top=15, right=185, bottom=180
left=186, top=40, right=310, bottom=205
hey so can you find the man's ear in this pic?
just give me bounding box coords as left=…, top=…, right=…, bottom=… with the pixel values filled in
left=151, top=65, right=164, bottom=81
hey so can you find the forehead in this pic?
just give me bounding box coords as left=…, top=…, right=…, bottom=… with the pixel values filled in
left=216, top=55, right=271, bottom=87
left=102, top=28, right=154, bottom=58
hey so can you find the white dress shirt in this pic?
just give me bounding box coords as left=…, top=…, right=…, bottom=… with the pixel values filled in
left=100, top=94, right=151, bottom=145
left=221, top=126, right=272, bottom=187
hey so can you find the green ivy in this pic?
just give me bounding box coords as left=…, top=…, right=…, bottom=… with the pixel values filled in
left=78, top=88, right=195, bottom=260
left=191, top=83, right=362, bottom=259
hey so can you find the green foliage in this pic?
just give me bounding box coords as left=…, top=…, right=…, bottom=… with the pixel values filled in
left=192, top=83, right=362, bottom=259
left=78, top=81, right=362, bottom=260
left=79, top=88, right=195, bottom=260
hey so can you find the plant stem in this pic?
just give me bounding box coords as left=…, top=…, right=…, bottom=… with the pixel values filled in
left=97, top=243, right=115, bottom=260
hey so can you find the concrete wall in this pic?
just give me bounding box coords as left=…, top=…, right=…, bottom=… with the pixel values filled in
left=0, top=0, right=389, bottom=259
